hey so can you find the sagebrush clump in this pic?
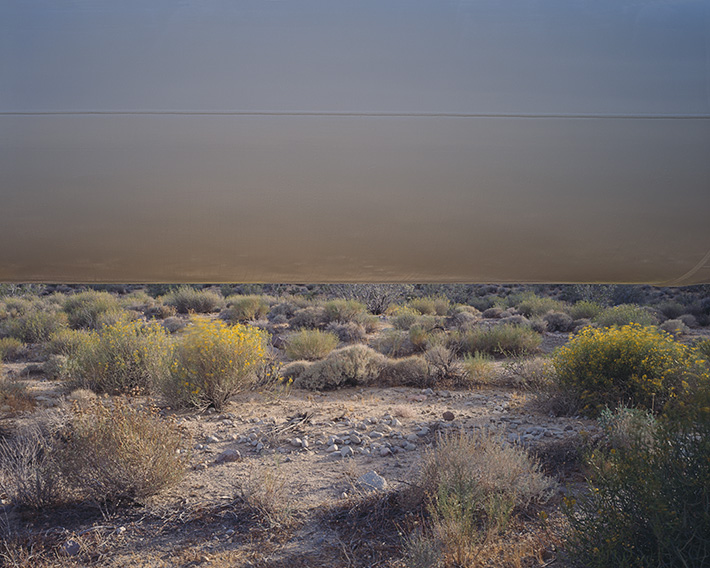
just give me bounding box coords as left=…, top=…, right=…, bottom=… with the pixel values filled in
left=162, top=286, right=223, bottom=314
left=284, top=329, right=339, bottom=361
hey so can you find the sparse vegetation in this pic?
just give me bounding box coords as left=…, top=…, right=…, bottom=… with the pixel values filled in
left=593, top=304, right=657, bottom=327
left=222, top=294, right=271, bottom=322
left=63, top=290, right=122, bottom=329
left=293, top=344, right=385, bottom=390
left=454, top=324, right=542, bottom=357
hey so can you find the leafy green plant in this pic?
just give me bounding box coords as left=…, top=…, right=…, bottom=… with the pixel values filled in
left=222, top=295, right=272, bottom=322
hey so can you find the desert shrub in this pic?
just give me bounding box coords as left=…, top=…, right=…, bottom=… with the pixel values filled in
left=289, top=306, right=326, bottom=329
left=593, top=304, right=657, bottom=327
left=679, top=313, right=699, bottom=328
left=325, top=321, right=367, bottom=343
left=391, top=307, right=421, bottom=330
left=565, top=409, right=710, bottom=568
left=568, top=300, right=604, bottom=320
left=514, top=294, right=567, bottom=317
left=482, top=307, right=504, bottom=319
left=162, top=286, right=223, bottom=314
left=1, top=308, right=68, bottom=344
left=419, top=430, right=555, bottom=566
left=0, top=337, right=25, bottom=362
left=63, top=290, right=123, bottom=329
left=543, top=311, right=574, bottom=332
left=408, top=324, right=434, bottom=352
left=0, top=375, right=36, bottom=414
left=294, top=345, right=385, bottom=390
left=45, top=328, right=92, bottom=357
left=449, top=308, right=478, bottom=331
left=498, top=314, right=529, bottom=327
left=456, top=324, right=542, bottom=358
left=161, top=316, right=187, bottom=334
left=501, top=356, right=555, bottom=390
left=553, top=324, right=709, bottom=415
left=284, top=329, right=339, bottom=361
left=597, top=406, right=656, bottom=451
left=69, top=318, right=173, bottom=395
left=378, top=355, right=430, bottom=387
left=462, top=352, right=496, bottom=385
left=658, top=318, right=689, bottom=337
left=222, top=295, right=271, bottom=323
left=165, top=319, right=267, bottom=409
left=407, top=296, right=450, bottom=316
left=0, top=419, right=64, bottom=508
left=61, top=397, right=188, bottom=504
left=425, top=346, right=467, bottom=386
left=528, top=316, right=548, bottom=333
left=239, top=460, right=294, bottom=528
left=656, top=300, right=686, bottom=320
left=371, top=329, right=415, bottom=358
left=322, top=298, right=368, bottom=324
left=280, top=360, right=312, bottom=383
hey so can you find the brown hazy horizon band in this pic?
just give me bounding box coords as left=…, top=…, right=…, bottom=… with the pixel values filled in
left=3, top=1, right=709, bottom=284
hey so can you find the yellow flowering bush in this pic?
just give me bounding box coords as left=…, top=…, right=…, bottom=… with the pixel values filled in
left=553, top=324, right=709, bottom=415
left=70, top=317, right=173, bottom=394
left=165, top=319, right=268, bottom=410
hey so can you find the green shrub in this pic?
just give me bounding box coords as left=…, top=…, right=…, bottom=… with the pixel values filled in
left=70, top=318, right=173, bottom=395
left=0, top=337, right=25, bottom=362
left=568, top=300, right=604, bottom=320
left=165, top=319, right=268, bottom=410
left=656, top=300, right=687, bottom=320
left=455, top=324, right=542, bottom=358
left=564, top=409, right=710, bottom=568
left=391, top=306, right=420, bottom=330
left=322, top=299, right=368, bottom=324
left=406, top=296, right=450, bottom=316
left=1, top=309, right=68, bottom=343
left=45, top=328, right=92, bottom=357
left=696, top=339, right=710, bottom=361
left=223, top=295, right=271, bottom=322
left=501, top=356, right=555, bottom=390
left=513, top=293, right=567, bottom=317
left=285, top=329, right=339, bottom=361
left=63, top=290, right=123, bottom=329
left=658, top=318, right=689, bottom=336
left=162, top=286, right=223, bottom=314
left=61, top=397, right=188, bottom=504
left=593, top=304, right=657, bottom=327
left=553, top=324, right=708, bottom=415
left=294, top=345, right=385, bottom=390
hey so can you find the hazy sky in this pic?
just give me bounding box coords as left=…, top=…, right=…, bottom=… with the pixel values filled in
left=2, top=1, right=709, bottom=283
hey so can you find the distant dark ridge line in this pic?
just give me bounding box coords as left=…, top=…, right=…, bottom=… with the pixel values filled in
left=2, top=111, right=710, bottom=120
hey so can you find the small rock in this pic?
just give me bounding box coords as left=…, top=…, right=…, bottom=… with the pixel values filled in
left=416, top=428, right=429, bottom=437
left=205, top=435, right=220, bottom=444
left=255, top=442, right=264, bottom=451
left=350, top=434, right=362, bottom=445
left=61, top=540, right=81, bottom=556
left=214, top=449, right=241, bottom=464
left=379, top=447, right=392, bottom=457
left=442, top=411, right=455, bottom=421
left=423, top=388, right=435, bottom=396
left=327, top=444, right=339, bottom=453
left=291, top=438, right=303, bottom=448
left=357, top=471, right=388, bottom=492
left=340, top=446, right=354, bottom=458
left=370, top=431, right=384, bottom=439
